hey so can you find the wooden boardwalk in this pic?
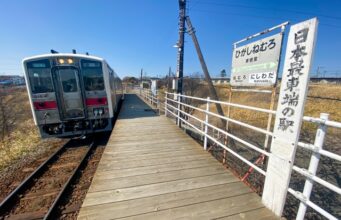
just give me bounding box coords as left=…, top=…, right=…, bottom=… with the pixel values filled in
left=78, top=94, right=278, bottom=220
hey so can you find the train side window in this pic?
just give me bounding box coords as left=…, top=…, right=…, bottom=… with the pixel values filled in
left=26, top=59, right=54, bottom=93
left=108, top=67, right=115, bottom=90
left=81, top=60, right=104, bottom=91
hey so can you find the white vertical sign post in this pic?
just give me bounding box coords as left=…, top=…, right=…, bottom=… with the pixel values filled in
left=262, top=18, right=318, bottom=216
left=151, top=80, right=157, bottom=96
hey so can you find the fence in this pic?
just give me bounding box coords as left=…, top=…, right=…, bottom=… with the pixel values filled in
left=140, top=88, right=159, bottom=109
left=139, top=89, right=340, bottom=220
left=289, top=114, right=341, bottom=220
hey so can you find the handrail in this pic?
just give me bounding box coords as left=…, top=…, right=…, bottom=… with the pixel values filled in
left=166, top=92, right=341, bottom=129
left=166, top=92, right=276, bottom=114
left=166, top=101, right=270, bottom=156
left=167, top=97, right=273, bottom=136
left=165, top=104, right=267, bottom=175
left=163, top=92, right=341, bottom=220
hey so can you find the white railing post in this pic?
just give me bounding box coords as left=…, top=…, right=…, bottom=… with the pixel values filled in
left=204, top=97, right=210, bottom=150
left=296, top=113, right=329, bottom=220
left=177, top=93, right=181, bottom=127
left=164, top=93, right=168, bottom=117
left=155, top=92, right=158, bottom=107
left=149, top=90, right=150, bottom=103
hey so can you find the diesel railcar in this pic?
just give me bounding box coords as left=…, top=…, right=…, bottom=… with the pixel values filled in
left=22, top=52, right=123, bottom=138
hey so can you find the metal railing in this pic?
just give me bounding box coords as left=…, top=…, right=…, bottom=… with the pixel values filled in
left=288, top=113, right=341, bottom=220
left=140, top=88, right=159, bottom=109
left=136, top=89, right=340, bottom=219
left=164, top=92, right=271, bottom=176
left=162, top=91, right=340, bottom=220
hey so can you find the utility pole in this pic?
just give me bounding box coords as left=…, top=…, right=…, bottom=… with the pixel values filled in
left=140, top=68, right=143, bottom=81
left=176, top=0, right=186, bottom=94
left=185, top=16, right=226, bottom=126
left=140, top=68, right=143, bottom=92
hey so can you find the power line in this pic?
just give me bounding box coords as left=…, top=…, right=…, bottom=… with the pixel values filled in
left=191, top=8, right=341, bottom=29
left=188, top=0, right=200, bottom=10
left=194, top=1, right=341, bottom=21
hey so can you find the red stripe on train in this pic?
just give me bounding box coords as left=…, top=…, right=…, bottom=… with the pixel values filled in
left=86, top=97, right=108, bottom=106
left=33, top=101, right=57, bottom=110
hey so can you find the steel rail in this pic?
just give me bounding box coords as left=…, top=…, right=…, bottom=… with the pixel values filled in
left=0, top=139, right=96, bottom=219
left=0, top=141, right=69, bottom=214
left=44, top=140, right=96, bottom=219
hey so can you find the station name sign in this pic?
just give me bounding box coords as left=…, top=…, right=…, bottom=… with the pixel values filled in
left=231, top=33, right=283, bottom=87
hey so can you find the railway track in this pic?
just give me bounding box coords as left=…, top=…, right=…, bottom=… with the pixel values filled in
left=0, top=138, right=96, bottom=220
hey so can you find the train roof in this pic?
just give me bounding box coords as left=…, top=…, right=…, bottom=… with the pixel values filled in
left=22, top=53, right=105, bottom=63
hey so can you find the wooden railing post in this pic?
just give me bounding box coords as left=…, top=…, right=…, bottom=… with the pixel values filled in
left=204, top=97, right=210, bottom=150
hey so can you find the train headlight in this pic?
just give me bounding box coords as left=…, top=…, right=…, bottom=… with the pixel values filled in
left=93, top=109, right=99, bottom=116
left=98, top=109, right=103, bottom=115
left=58, top=58, right=65, bottom=64
left=67, top=58, right=73, bottom=64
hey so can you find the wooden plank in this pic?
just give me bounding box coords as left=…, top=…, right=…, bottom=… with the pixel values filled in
left=217, top=207, right=279, bottom=220
left=112, top=130, right=184, bottom=137
left=89, top=166, right=228, bottom=192
left=108, top=135, right=193, bottom=144
left=106, top=137, right=195, bottom=148
left=110, top=133, right=188, bottom=142
left=93, top=160, right=220, bottom=179
left=96, top=154, right=215, bottom=171
left=78, top=94, right=278, bottom=220
left=113, top=124, right=171, bottom=129
left=78, top=182, right=252, bottom=220
left=82, top=173, right=238, bottom=207
left=101, top=148, right=207, bottom=162
left=102, top=144, right=201, bottom=155
left=104, top=141, right=199, bottom=153
left=115, top=193, right=264, bottom=220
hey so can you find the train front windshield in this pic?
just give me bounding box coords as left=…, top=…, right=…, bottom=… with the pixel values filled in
left=26, top=59, right=54, bottom=93
left=81, top=60, right=104, bottom=91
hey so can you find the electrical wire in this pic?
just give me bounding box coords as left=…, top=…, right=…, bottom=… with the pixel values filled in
left=194, top=1, right=341, bottom=21
left=191, top=8, right=341, bottom=29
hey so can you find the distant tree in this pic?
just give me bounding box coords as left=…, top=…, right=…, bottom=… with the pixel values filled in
left=122, top=76, right=139, bottom=85
left=220, top=69, right=226, bottom=78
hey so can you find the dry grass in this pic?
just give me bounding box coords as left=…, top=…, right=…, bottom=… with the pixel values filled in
left=0, top=87, right=62, bottom=171
left=0, top=120, right=40, bottom=169
left=197, top=84, right=341, bottom=134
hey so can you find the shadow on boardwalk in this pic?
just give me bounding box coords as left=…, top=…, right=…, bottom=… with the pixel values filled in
left=119, top=94, right=157, bottom=119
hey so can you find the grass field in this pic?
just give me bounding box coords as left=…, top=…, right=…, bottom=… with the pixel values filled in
left=0, top=87, right=63, bottom=171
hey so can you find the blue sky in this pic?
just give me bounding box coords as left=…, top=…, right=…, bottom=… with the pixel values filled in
left=1, top=0, right=341, bottom=78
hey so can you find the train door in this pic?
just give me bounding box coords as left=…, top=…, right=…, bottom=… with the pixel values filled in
left=53, top=67, right=85, bottom=120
